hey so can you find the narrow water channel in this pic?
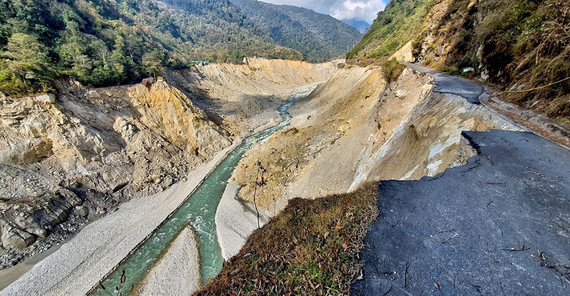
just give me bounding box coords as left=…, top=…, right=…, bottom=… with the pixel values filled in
left=91, top=95, right=300, bottom=295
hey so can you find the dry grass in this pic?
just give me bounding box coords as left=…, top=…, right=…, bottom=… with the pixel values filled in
left=436, top=0, right=570, bottom=124
left=195, top=184, right=379, bottom=295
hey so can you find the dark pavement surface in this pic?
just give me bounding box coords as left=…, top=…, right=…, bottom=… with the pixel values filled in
left=405, top=63, right=484, bottom=104
left=352, top=130, right=570, bottom=295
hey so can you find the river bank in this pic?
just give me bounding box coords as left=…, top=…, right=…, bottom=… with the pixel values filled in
left=0, top=141, right=238, bottom=296
left=1, top=85, right=316, bottom=296
left=91, top=86, right=316, bottom=295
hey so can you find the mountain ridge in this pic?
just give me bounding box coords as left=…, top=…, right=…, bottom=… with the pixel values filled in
left=0, top=0, right=360, bottom=96
left=229, top=0, right=362, bottom=62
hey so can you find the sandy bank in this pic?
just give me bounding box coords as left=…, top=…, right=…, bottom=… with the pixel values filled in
left=135, top=226, right=201, bottom=296
left=215, top=183, right=271, bottom=261
left=0, top=141, right=239, bottom=296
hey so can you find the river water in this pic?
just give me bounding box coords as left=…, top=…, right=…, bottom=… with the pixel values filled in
left=92, top=95, right=299, bottom=295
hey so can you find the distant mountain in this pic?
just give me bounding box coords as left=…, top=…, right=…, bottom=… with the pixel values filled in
left=229, top=0, right=362, bottom=62
left=0, top=0, right=360, bottom=96
left=342, top=19, right=370, bottom=34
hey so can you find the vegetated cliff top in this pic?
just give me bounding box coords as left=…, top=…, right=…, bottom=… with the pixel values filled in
left=0, top=0, right=360, bottom=96
left=349, top=0, right=570, bottom=126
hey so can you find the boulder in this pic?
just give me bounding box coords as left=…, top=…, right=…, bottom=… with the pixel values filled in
left=74, top=206, right=89, bottom=217
left=1, top=222, right=36, bottom=249
left=13, top=212, right=46, bottom=238
left=33, top=94, right=56, bottom=104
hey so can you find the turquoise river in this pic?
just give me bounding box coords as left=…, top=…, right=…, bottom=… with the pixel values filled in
left=92, top=94, right=300, bottom=295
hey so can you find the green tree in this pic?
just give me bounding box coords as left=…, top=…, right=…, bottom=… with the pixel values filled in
left=0, top=33, right=52, bottom=94
left=142, top=50, right=165, bottom=77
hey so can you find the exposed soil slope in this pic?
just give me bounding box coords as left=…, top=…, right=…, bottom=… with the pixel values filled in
left=0, top=59, right=335, bottom=270
left=165, top=58, right=338, bottom=137
left=230, top=64, right=520, bottom=217
left=0, top=82, right=230, bottom=266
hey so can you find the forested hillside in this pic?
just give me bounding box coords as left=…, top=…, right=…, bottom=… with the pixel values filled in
left=0, top=0, right=359, bottom=96
left=230, top=0, right=362, bottom=62
left=349, top=0, right=570, bottom=125
left=347, top=0, right=431, bottom=59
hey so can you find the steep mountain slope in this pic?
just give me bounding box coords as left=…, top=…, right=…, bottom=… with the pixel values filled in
left=0, top=0, right=296, bottom=95
left=229, top=0, right=362, bottom=62
left=0, top=81, right=231, bottom=262
left=229, top=65, right=519, bottom=216
left=347, top=0, right=432, bottom=59
left=349, top=0, right=570, bottom=126
left=0, top=0, right=357, bottom=96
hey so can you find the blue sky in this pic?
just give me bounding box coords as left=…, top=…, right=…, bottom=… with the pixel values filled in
left=261, top=0, right=387, bottom=24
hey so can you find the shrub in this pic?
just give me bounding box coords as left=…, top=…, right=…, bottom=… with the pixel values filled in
left=382, top=58, right=406, bottom=83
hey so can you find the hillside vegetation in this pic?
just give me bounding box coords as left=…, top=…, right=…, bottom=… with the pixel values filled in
left=350, top=0, right=570, bottom=124
left=230, top=0, right=362, bottom=62
left=0, top=0, right=359, bottom=96
left=197, top=184, right=378, bottom=295
left=347, top=0, right=434, bottom=59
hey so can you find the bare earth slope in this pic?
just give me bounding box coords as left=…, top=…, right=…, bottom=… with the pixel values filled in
left=230, top=64, right=521, bottom=215
left=216, top=63, right=522, bottom=261
left=165, top=58, right=338, bottom=137
left=0, top=59, right=336, bottom=282
left=0, top=81, right=230, bottom=267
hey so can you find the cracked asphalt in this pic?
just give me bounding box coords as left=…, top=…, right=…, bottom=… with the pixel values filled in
left=352, top=130, right=570, bottom=295
left=352, top=65, right=569, bottom=295
left=404, top=63, right=485, bottom=104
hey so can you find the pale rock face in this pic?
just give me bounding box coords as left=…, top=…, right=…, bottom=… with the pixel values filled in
left=0, top=59, right=336, bottom=268
left=232, top=64, right=521, bottom=216
left=1, top=222, right=36, bottom=250
left=0, top=80, right=230, bottom=258
left=32, top=94, right=56, bottom=104
left=390, top=41, right=416, bottom=63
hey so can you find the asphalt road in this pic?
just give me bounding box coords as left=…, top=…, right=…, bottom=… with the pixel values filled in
left=405, top=63, right=484, bottom=104
left=352, top=130, right=570, bottom=295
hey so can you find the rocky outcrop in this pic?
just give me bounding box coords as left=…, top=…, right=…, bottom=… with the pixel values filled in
left=390, top=41, right=415, bottom=63
left=0, top=189, right=82, bottom=250
left=0, top=80, right=230, bottom=267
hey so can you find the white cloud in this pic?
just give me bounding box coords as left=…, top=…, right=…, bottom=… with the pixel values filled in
left=331, top=1, right=386, bottom=23
left=261, top=0, right=386, bottom=24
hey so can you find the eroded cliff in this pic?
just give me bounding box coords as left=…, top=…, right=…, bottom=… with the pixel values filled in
left=231, top=64, right=521, bottom=217
left=0, top=59, right=335, bottom=269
